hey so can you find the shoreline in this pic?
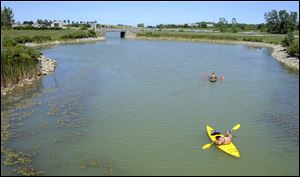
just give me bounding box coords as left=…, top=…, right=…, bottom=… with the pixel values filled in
left=1, top=37, right=105, bottom=96
left=24, top=36, right=105, bottom=48
left=136, top=36, right=299, bottom=71
left=1, top=55, right=56, bottom=96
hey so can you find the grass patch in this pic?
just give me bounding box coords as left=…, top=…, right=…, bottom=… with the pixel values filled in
left=1, top=43, right=40, bottom=87
left=136, top=31, right=288, bottom=45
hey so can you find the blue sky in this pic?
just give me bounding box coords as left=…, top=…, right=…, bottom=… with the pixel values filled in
left=1, top=1, right=299, bottom=26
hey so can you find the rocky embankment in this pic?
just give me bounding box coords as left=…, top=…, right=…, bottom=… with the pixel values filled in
left=270, top=45, right=299, bottom=71
left=1, top=55, right=56, bottom=96
left=37, top=55, right=56, bottom=75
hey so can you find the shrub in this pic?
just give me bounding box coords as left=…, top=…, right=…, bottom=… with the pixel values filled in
left=14, top=36, right=33, bottom=43
left=287, top=42, right=299, bottom=56
left=281, top=32, right=295, bottom=47
left=60, top=30, right=97, bottom=40
left=2, top=37, right=17, bottom=47
left=31, top=36, right=52, bottom=43
left=1, top=44, right=40, bottom=86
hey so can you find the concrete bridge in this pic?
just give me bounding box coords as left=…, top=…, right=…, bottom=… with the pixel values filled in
left=96, top=27, right=138, bottom=39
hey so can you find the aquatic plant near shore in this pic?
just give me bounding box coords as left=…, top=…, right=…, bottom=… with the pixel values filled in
left=105, top=160, right=113, bottom=176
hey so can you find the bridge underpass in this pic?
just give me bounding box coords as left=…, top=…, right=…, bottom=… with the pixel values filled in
left=96, top=28, right=137, bottom=39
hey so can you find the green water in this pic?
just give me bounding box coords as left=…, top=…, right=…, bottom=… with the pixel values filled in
left=1, top=34, right=299, bottom=175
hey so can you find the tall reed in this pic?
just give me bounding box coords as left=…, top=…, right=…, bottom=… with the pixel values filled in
left=1, top=41, right=40, bottom=87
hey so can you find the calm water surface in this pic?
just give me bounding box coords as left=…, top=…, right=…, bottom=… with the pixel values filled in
left=1, top=33, right=299, bottom=175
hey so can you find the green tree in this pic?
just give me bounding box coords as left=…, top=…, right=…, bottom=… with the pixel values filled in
left=157, top=24, right=164, bottom=28
left=264, top=10, right=279, bottom=33
left=200, top=22, right=207, bottom=28
left=231, top=18, right=237, bottom=25
left=278, top=10, right=289, bottom=34
left=37, top=19, right=43, bottom=25
left=137, top=23, right=144, bottom=28
left=287, top=42, right=299, bottom=56
left=44, top=20, right=50, bottom=26
left=23, top=21, right=33, bottom=25
left=218, top=17, right=228, bottom=32
left=281, top=32, right=295, bottom=47
left=231, top=18, right=238, bottom=33
left=287, top=12, right=298, bottom=32
left=265, top=10, right=298, bottom=34
left=257, top=23, right=267, bottom=32
left=1, top=6, right=14, bottom=29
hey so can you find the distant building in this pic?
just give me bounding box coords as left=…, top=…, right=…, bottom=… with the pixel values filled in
left=51, top=20, right=67, bottom=28
left=90, top=21, right=97, bottom=29
left=188, top=23, right=198, bottom=27
left=207, top=24, right=214, bottom=27
left=12, top=22, right=24, bottom=27
left=32, top=23, right=42, bottom=28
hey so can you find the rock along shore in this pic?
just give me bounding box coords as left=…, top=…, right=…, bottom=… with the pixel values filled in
left=1, top=55, right=56, bottom=96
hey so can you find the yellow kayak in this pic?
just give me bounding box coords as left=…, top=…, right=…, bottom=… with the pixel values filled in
left=206, top=125, right=240, bottom=158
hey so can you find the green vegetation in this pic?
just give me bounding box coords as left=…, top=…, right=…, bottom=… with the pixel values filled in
left=286, top=42, right=299, bottom=57
left=1, top=29, right=85, bottom=41
left=281, top=32, right=299, bottom=56
left=1, top=41, right=40, bottom=87
left=137, top=31, right=288, bottom=44
left=60, top=29, right=97, bottom=39
left=137, top=23, right=144, bottom=28
left=281, top=32, right=295, bottom=47
left=264, top=10, right=298, bottom=34
left=150, top=10, right=298, bottom=34
left=1, top=6, right=14, bottom=29
left=153, top=21, right=266, bottom=33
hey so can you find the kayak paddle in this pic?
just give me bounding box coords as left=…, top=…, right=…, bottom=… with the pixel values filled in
left=202, top=141, right=214, bottom=149
left=201, top=123, right=240, bottom=150
left=230, top=123, right=240, bottom=132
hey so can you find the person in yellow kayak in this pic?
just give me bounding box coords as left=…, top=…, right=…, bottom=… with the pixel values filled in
left=214, top=130, right=233, bottom=145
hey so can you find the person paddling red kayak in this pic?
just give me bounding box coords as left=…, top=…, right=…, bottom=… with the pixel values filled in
left=208, top=72, right=224, bottom=82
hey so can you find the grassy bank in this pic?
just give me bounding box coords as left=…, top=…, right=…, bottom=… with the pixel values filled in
left=136, top=31, right=289, bottom=44
left=1, top=29, right=79, bottom=41
left=1, top=29, right=98, bottom=45
left=1, top=43, right=40, bottom=88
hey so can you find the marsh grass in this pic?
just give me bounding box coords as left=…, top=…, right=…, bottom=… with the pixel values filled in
left=1, top=43, right=40, bottom=88
left=137, top=31, right=289, bottom=44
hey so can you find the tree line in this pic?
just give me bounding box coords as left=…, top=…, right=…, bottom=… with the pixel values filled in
left=264, top=10, right=298, bottom=34
left=146, top=10, right=298, bottom=34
